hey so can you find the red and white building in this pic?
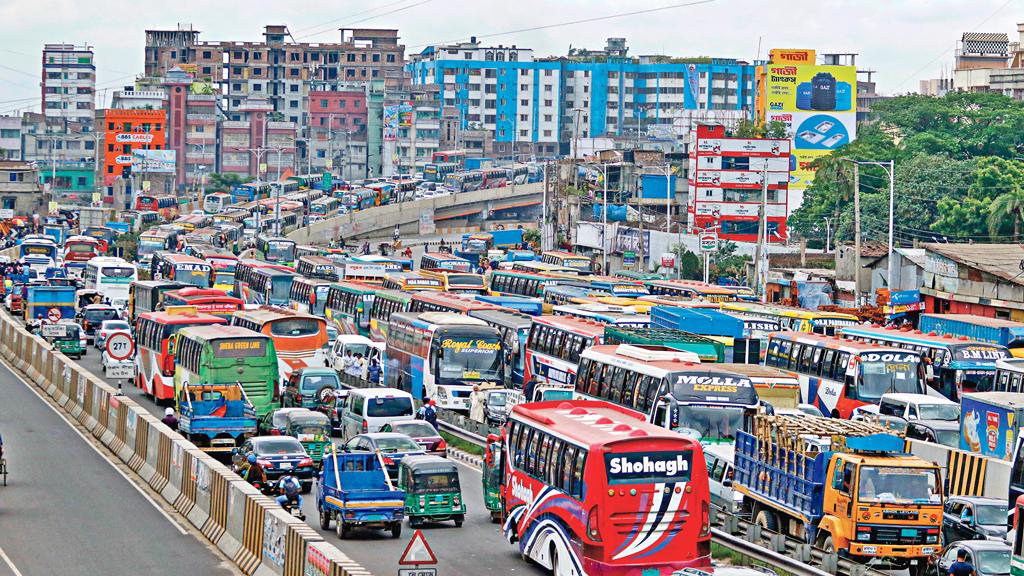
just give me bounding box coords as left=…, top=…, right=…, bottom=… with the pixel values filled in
left=687, top=124, right=791, bottom=243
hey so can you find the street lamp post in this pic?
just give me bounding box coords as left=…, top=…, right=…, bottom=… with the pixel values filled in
left=843, top=159, right=896, bottom=292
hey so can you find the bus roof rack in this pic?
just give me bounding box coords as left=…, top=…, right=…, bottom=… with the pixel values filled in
left=614, top=344, right=700, bottom=363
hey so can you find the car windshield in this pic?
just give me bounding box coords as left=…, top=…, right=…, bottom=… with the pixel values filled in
left=366, top=397, right=413, bottom=418
left=256, top=439, right=303, bottom=454
left=85, top=308, right=119, bottom=323
left=412, top=471, right=460, bottom=493
left=393, top=422, right=437, bottom=437
left=104, top=321, right=130, bottom=330
left=344, top=343, right=370, bottom=357
left=857, top=352, right=923, bottom=401
left=487, top=393, right=508, bottom=406
left=375, top=436, right=420, bottom=453
left=976, top=504, right=1007, bottom=526
left=975, top=549, right=1011, bottom=575
left=934, top=429, right=960, bottom=447
left=300, top=373, right=338, bottom=392
left=857, top=466, right=941, bottom=504
left=917, top=403, right=960, bottom=421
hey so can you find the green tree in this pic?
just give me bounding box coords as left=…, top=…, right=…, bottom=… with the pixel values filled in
left=206, top=173, right=245, bottom=193
left=989, top=186, right=1024, bottom=236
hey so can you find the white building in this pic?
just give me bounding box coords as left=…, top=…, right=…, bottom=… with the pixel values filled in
left=41, top=44, right=95, bottom=129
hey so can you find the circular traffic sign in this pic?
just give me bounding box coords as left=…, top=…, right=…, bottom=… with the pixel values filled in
left=105, top=332, right=135, bottom=361
left=47, top=307, right=62, bottom=323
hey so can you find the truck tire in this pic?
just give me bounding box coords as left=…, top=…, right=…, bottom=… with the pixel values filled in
left=391, top=522, right=402, bottom=539
left=454, top=514, right=464, bottom=528
left=754, top=509, right=778, bottom=532
left=319, top=508, right=331, bottom=530
left=909, top=560, right=928, bottom=576
left=336, top=515, right=349, bottom=539
left=821, top=535, right=835, bottom=553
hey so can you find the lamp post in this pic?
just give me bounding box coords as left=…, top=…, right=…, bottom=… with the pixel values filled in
left=843, top=159, right=896, bottom=293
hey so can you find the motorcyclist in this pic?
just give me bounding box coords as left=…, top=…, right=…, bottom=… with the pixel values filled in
left=241, top=454, right=267, bottom=488
left=161, top=407, right=178, bottom=431
left=276, top=473, right=303, bottom=512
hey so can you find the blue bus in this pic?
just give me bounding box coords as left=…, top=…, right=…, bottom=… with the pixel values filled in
left=467, top=308, right=532, bottom=386
left=383, top=312, right=504, bottom=410
left=474, top=294, right=543, bottom=316
left=231, top=181, right=272, bottom=203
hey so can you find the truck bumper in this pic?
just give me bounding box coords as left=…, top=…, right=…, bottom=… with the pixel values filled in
left=849, top=543, right=937, bottom=558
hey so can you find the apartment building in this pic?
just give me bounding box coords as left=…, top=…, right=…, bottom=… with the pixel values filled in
left=20, top=113, right=97, bottom=199
left=408, top=37, right=756, bottom=156
left=143, top=25, right=405, bottom=125
left=41, top=44, right=95, bottom=129
left=0, top=161, right=46, bottom=215
left=0, top=116, right=21, bottom=160
left=95, top=109, right=167, bottom=203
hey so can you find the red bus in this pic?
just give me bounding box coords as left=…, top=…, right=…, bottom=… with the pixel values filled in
left=63, top=235, right=103, bottom=263
left=432, top=149, right=466, bottom=166
left=408, top=292, right=501, bottom=315
left=524, top=316, right=607, bottom=393
left=134, top=308, right=226, bottom=402
left=136, top=194, right=179, bottom=220
left=161, top=287, right=243, bottom=321
left=489, top=399, right=711, bottom=575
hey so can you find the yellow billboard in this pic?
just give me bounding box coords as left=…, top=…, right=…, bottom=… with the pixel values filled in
left=765, top=64, right=856, bottom=114
left=769, top=49, right=816, bottom=65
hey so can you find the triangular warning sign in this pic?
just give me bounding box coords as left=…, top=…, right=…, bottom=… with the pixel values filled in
left=398, top=529, right=438, bottom=565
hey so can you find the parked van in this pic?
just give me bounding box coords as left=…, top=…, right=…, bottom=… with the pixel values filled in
left=704, top=444, right=741, bottom=514
left=339, top=387, right=415, bottom=439
left=878, top=393, right=960, bottom=422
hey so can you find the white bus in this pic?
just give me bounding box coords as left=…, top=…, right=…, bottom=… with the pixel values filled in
left=84, top=257, right=139, bottom=310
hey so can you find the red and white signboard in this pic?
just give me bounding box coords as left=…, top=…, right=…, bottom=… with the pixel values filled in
left=398, top=530, right=437, bottom=566
left=47, top=307, right=62, bottom=323
left=105, top=332, right=135, bottom=361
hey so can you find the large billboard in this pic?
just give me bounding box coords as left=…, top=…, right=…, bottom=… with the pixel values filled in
left=382, top=102, right=413, bottom=141
left=761, top=59, right=857, bottom=211
left=131, top=150, right=176, bottom=173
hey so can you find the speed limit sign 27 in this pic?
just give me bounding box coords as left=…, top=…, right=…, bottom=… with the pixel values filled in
left=105, top=332, right=135, bottom=361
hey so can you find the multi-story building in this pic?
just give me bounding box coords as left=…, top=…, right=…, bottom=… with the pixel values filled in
left=952, top=32, right=1010, bottom=92
left=143, top=25, right=404, bottom=125
left=408, top=37, right=756, bottom=157
left=305, top=81, right=368, bottom=178
left=95, top=108, right=167, bottom=205
left=0, top=116, right=21, bottom=160
left=218, top=97, right=296, bottom=179
left=382, top=80, right=443, bottom=176
left=687, top=124, right=791, bottom=243
left=20, top=113, right=97, bottom=200
left=0, top=161, right=46, bottom=215
left=41, top=44, right=95, bottom=129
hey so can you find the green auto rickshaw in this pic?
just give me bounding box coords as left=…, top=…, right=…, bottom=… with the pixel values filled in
left=482, top=434, right=502, bottom=523
left=52, top=321, right=84, bottom=359
left=283, top=410, right=332, bottom=466
left=397, top=455, right=465, bottom=528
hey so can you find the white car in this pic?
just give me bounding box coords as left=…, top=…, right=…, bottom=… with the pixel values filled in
left=326, top=334, right=383, bottom=374
left=101, top=348, right=135, bottom=377
left=95, top=320, right=132, bottom=350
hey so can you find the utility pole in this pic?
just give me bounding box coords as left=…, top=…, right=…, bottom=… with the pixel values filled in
left=886, top=160, right=896, bottom=292
left=541, top=160, right=548, bottom=251
left=637, top=175, right=644, bottom=273
left=754, top=167, right=768, bottom=298
left=853, top=163, right=861, bottom=305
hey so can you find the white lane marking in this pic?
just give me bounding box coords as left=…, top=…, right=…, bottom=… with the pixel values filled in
left=0, top=545, right=25, bottom=576
left=0, top=358, right=189, bottom=535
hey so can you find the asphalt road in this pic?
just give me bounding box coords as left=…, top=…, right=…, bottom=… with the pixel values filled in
left=78, top=349, right=548, bottom=576
left=0, top=353, right=236, bottom=576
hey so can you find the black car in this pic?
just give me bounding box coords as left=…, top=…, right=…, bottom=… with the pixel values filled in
left=906, top=419, right=960, bottom=448
left=236, top=436, right=316, bottom=493
left=78, top=304, right=120, bottom=343
left=934, top=540, right=1010, bottom=576
left=343, top=432, right=424, bottom=481
left=942, top=496, right=1008, bottom=544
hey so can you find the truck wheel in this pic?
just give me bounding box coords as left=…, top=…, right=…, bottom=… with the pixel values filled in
left=821, top=535, right=835, bottom=553
left=909, top=560, right=929, bottom=576
left=301, top=481, right=312, bottom=494
left=336, top=515, right=349, bottom=539
left=391, top=522, right=402, bottom=539
left=454, top=514, right=464, bottom=528
left=319, top=508, right=331, bottom=530
left=409, top=517, right=422, bottom=528
left=754, top=509, right=778, bottom=532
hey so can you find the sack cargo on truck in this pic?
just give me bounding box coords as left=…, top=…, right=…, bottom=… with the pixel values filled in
left=733, top=415, right=942, bottom=575
left=960, top=391, right=1024, bottom=460
left=176, top=382, right=258, bottom=453
left=316, top=446, right=405, bottom=539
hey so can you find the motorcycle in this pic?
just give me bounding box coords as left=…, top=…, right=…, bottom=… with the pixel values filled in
left=278, top=491, right=306, bottom=521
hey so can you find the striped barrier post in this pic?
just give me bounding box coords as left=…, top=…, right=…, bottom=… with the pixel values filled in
left=27, top=335, right=44, bottom=382
left=220, top=479, right=263, bottom=562
left=67, top=367, right=85, bottom=419
left=303, top=541, right=374, bottom=576
left=947, top=450, right=989, bottom=496
left=259, top=507, right=320, bottom=576
left=113, top=402, right=136, bottom=465
left=283, top=518, right=324, bottom=576
left=182, top=450, right=218, bottom=530
left=161, top=438, right=188, bottom=508
left=149, top=429, right=173, bottom=494
left=106, top=396, right=129, bottom=457
left=80, top=374, right=99, bottom=432
left=234, top=492, right=272, bottom=575
left=96, top=384, right=116, bottom=445
left=200, top=466, right=232, bottom=546
left=133, top=413, right=159, bottom=482
left=11, top=330, right=26, bottom=372
left=46, top=351, right=63, bottom=401
left=126, top=407, right=148, bottom=473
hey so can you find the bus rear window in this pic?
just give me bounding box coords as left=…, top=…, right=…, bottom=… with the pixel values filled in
left=214, top=338, right=267, bottom=358
left=271, top=319, right=320, bottom=337
left=102, top=267, right=136, bottom=278
left=604, top=450, right=693, bottom=485
left=68, top=244, right=94, bottom=253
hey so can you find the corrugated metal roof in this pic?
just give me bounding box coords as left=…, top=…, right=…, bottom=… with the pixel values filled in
left=922, top=243, right=1024, bottom=285
left=962, top=32, right=1009, bottom=43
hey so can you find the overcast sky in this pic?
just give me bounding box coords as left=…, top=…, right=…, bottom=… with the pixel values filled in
left=1, top=0, right=1020, bottom=115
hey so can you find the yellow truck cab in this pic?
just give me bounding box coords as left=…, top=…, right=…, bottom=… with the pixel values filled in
left=734, top=415, right=942, bottom=575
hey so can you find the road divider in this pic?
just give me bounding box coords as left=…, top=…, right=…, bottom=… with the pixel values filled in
left=0, top=310, right=375, bottom=576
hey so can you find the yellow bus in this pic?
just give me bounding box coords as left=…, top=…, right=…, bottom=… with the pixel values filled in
left=540, top=250, right=592, bottom=274
left=418, top=269, right=488, bottom=294
left=510, top=261, right=581, bottom=276
left=719, top=302, right=859, bottom=336
left=570, top=295, right=652, bottom=313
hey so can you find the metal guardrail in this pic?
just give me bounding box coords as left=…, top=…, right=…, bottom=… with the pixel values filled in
left=333, top=372, right=890, bottom=576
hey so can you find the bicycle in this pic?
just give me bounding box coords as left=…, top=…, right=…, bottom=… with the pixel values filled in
left=0, top=456, right=6, bottom=486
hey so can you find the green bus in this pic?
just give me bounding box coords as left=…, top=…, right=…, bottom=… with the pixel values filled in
left=603, top=326, right=726, bottom=363
left=171, top=325, right=279, bottom=418
left=487, top=270, right=586, bottom=311
left=255, top=235, right=297, bottom=268
left=324, top=281, right=378, bottom=337
left=368, top=289, right=413, bottom=343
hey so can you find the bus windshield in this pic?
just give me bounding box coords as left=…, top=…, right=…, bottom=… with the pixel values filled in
left=857, top=351, right=922, bottom=401
left=270, top=277, right=292, bottom=302
left=266, top=241, right=295, bottom=263
left=674, top=405, right=745, bottom=442
left=270, top=318, right=320, bottom=337
left=447, top=274, right=485, bottom=288
left=857, top=466, right=940, bottom=505
left=438, top=337, right=502, bottom=382
left=138, top=238, right=166, bottom=254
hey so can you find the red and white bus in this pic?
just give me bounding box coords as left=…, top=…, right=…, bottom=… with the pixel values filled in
left=136, top=194, right=179, bottom=220
left=432, top=149, right=466, bottom=166
left=765, top=332, right=927, bottom=418
left=63, top=235, right=103, bottom=263
left=524, top=316, right=607, bottom=392
left=134, top=307, right=226, bottom=402
left=490, top=399, right=711, bottom=575
left=161, top=288, right=243, bottom=321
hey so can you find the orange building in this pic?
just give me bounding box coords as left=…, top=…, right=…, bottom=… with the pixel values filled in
left=97, top=108, right=167, bottom=187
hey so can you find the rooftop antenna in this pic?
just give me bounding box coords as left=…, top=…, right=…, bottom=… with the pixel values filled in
left=755, top=35, right=762, bottom=63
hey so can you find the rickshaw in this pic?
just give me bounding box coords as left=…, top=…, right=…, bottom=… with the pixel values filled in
left=482, top=435, right=503, bottom=523
left=52, top=321, right=85, bottom=359
left=283, top=410, right=331, bottom=466
left=397, top=454, right=465, bottom=528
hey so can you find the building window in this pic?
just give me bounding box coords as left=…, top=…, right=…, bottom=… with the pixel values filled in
left=320, top=99, right=328, bottom=107
left=290, top=84, right=299, bottom=92
left=202, top=67, right=211, bottom=74
left=544, top=99, right=552, bottom=106
left=253, top=52, right=262, bottom=60
left=520, top=129, right=528, bottom=137
left=387, top=54, right=396, bottom=63
left=543, top=130, right=552, bottom=137
left=520, top=99, right=528, bottom=106
left=372, top=53, right=380, bottom=62
left=253, top=84, right=262, bottom=91
left=544, top=85, right=552, bottom=92
left=253, top=68, right=262, bottom=76
left=544, top=114, right=552, bottom=121
left=233, top=83, right=242, bottom=91
left=465, top=52, right=473, bottom=59
left=289, top=101, right=298, bottom=108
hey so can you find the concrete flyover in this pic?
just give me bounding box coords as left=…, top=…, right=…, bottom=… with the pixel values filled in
left=286, top=182, right=543, bottom=244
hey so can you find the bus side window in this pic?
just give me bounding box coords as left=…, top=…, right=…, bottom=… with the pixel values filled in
left=766, top=340, right=780, bottom=367
left=821, top=349, right=836, bottom=377
left=576, top=359, right=592, bottom=392
left=547, top=439, right=562, bottom=487
left=536, top=435, right=551, bottom=481
left=608, top=366, right=627, bottom=404
left=524, top=428, right=539, bottom=476
left=621, top=370, right=640, bottom=408
left=587, top=363, right=605, bottom=397
left=561, top=446, right=577, bottom=493
left=571, top=449, right=587, bottom=500
left=811, top=347, right=824, bottom=376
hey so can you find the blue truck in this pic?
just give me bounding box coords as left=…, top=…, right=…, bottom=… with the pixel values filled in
left=651, top=305, right=762, bottom=363
left=919, top=314, right=1024, bottom=355
left=23, top=285, right=76, bottom=326
left=176, top=383, right=258, bottom=454
left=316, top=447, right=405, bottom=539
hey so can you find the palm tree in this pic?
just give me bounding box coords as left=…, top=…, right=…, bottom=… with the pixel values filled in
left=988, top=186, right=1024, bottom=237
